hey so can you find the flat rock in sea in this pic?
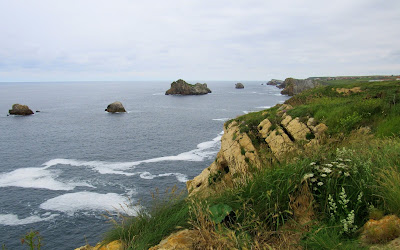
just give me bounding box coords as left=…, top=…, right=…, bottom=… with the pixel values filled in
left=8, top=104, right=34, bottom=115
left=235, top=83, right=244, bottom=89
left=165, top=79, right=212, bottom=95
left=105, top=101, right=126, bottom=113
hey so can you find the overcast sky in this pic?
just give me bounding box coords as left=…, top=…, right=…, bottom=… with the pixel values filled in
left=0, top=0, right=399, bottom=82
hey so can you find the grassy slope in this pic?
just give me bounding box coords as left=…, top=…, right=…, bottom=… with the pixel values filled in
left=103, top=79, right=400, bottom=249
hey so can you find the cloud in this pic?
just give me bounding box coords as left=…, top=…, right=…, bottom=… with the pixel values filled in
left=0, top=0, right=399, bottom=81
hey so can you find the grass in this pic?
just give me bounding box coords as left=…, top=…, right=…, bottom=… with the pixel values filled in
left=286, top=80, right=400, bottom=135
left=103, top=187, right=190, bottom=249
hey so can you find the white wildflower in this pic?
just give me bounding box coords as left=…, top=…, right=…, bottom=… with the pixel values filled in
left=339, top=187, right=349, bottom=208
left=357, top=192, right=363, bottom=203
left=322, top=167, right=332, bottom=173
left=310, top=162, right=316, bottom=166
left=344, top=172, right=350, bottom=177
left=344, top=159, right=352, bottom=162
left=311, top=178, right=317, bottom=183
left=313, top=187, right=318, bottom=191
left=324, top=163, right=333, bottom=168
left=302, top=173, right=314, bottom=181
left=321, top=174, right=327, bottom=177
left=317, top=182, right=324, bottom=186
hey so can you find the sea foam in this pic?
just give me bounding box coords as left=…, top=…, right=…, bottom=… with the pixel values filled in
left=0, top=213, right=59, bottom=226
left=39, top=191, right=140, bottom=216
left=0, top=167, right=93, bottom=191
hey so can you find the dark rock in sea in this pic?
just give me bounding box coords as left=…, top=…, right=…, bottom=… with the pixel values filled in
left=105, top=101, right=126, bottom=113
left=8, top=104, right=34, bottom=115
left=280, top=78, right=317, bottom=96
left=36, top=110, right=41, bottom=113
left=235, top=83, right=244, bottom=89
left=165, top=79, right=212, bottom=95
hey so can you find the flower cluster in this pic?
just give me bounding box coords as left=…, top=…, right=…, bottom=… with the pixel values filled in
left=302, top=153, right=354, bottom=192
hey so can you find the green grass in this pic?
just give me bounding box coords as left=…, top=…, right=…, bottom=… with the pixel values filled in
left=301, top=225, right=365, bottom=250
left=286, top=80, right=400, bottom=135
left=103, top=189, right=190, bottom=249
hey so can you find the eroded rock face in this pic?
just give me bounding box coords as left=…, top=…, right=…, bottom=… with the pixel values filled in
left=281, top=78, right=316, bottom=96
left=9, top=104, right=34, bottom=115
left=105, top=101, right=126, bottom=113
left=235, top=83, right=244, bottom=89
left=187, top=104, right=328, bottom=196
left=165, top=79, right=211, bottom=95
left=281, top=115, right=312, bottom=141
left=187, top=121, right=261, bottom=196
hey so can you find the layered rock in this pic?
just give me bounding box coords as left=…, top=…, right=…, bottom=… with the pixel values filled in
left=235, top=83, right=244, bottom=89
left=8, top=104, right=34, bottom=115
left=187, top=103, right=328, bottom=195
left=187, top=121, right=261, bottom=196
left=165, top=79, right=211, bottom=95
left=105, top=101, right=126, bottom=113
left=280, top=78, right=317, bottom=96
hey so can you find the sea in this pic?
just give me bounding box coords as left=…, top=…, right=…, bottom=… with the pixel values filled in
left=0, top=81, right=288, bottom=249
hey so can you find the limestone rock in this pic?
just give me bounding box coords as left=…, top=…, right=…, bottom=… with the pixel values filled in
left=265, top=128, right=294, bottom=161
left=105, top=101, right=126, bottom=113
left=75, top=240, right=122, bottom=250
left=187, top=121, right=260, bottom=196
left=282, top=116, right=312, bottom=141
left=313, top=123, right=328, bottom=138
left=258, top=118, right=272, bottom=138
left=165, top=79, right=211, bottom=95
left=8, top=104, right=34, bottom=115
left=277, top=104, right=293, bottom=116
left=149, top=229, right=198, bottom=250
left=361, top=215, right=400, bottom=245
left=235, top=83, right=244, bottom=89
left=335, top=87, right=362, bottom=95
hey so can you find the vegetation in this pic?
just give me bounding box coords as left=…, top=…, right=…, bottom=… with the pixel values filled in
left=102, top=79, right=400, bottom=249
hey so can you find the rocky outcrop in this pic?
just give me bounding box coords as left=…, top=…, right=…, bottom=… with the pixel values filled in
left=75, top=240, right=122, bottom=250
left=8, top=104, right=34, bottom=115
left=266, top=79, right=283, bottom=86
left=281, top=78, right=317, bottom=96
left=187, top=121, right=261, bottom=196
left=105, top=101, right=126, bottom=113
left=165, top=79, right=211, bottom=95
left=187, top=103, right=328, bottom=195
left=235, top=83, right=244, bottom=89
left=149, top=229, right=199, bottom=250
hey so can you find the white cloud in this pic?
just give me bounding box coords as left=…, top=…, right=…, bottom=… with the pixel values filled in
left=0, top=0, right=399, bottom=81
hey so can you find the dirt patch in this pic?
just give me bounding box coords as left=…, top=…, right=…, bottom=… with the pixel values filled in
left=335, top=87, right=362, bottom=95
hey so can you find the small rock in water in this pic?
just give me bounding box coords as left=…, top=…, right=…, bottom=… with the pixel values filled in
left=105, top=101, right=126, bottom=113
left=8, top=104, right=34, bottom=115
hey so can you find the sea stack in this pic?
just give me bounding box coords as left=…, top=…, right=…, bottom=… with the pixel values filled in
left=8, top=104, right=34, bottom=115
left=105, top=101, right=126, bottom=113
left=235, top=83, right=244, bottom=89
left=165, top=79, right=211, bottom=95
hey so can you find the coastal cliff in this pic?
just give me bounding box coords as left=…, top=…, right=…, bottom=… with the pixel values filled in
left=87, top=78, right=400, bottom=249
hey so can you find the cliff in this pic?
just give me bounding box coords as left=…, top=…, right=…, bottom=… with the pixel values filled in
left=280, top=78, right=318, bottom=96
left=165, top=79, right=212, bottom=95
left=89, top=79, right=400, bottom=249
left=187, top=104, right=328, bottom=196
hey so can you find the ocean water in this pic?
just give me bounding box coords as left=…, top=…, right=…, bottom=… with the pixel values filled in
left=0, top=81, right=288, bottom=249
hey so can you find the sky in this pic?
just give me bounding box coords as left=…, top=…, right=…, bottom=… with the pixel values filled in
left=0, top=0, right=399, bottom=82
